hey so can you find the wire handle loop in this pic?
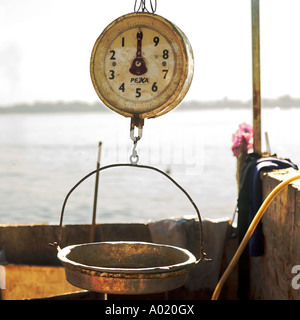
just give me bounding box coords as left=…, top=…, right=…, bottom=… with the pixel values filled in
left=50, top=163, right=209, bottom=262
left=134, top=0, right=157, bottom=13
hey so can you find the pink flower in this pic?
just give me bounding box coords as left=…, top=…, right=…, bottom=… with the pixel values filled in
left=232, top=123, right=253, bottom=157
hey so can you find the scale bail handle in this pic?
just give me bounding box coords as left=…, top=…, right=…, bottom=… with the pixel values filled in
left=50, top=163, right=210, bottom=263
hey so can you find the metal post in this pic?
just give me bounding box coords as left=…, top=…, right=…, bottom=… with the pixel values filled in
left=251, top=0, right=261, bottom=154
left=90, top=141, right=102, bottom=243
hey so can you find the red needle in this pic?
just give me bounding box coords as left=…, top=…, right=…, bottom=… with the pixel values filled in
left=129, top=30, right=147, bottom=76
left=136, top=31, right=142, bottom=57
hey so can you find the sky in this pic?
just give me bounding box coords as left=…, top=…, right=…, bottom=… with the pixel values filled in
left=0, top=0, right=300, bottom=106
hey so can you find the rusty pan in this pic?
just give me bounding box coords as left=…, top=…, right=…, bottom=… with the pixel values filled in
left=58, top=241, right=197, bottom=294
left=51, top=163, right=209, bottom=295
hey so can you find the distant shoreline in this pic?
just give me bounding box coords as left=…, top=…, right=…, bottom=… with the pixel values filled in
left=0, top=95, right=299, bottom=114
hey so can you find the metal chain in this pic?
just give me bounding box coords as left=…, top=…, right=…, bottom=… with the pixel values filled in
left=129, top=139, right=139, bottom=164
left=134, top=0, right=157, bottom=13
left=129, top=117, right=143, bottom=165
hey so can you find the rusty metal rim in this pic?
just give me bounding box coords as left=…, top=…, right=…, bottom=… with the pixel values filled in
left=57, top=241, right=197, bottom=275
left=64, top=263, right=189, bottom=279
left=64, top=266, right=189, bottom=294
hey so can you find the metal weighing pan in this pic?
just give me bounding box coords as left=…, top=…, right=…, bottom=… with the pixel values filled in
left=58, top=241, right=196, bottom=294
left=51, top=163, right=210, bottom=295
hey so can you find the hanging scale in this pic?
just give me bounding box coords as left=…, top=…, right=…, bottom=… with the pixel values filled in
left=51, top=0, right=210, bottom=297
left=90, top=0, right=194, bottom=163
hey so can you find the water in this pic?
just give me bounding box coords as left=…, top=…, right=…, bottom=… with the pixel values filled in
left=0, top=107, right=299, bottom=225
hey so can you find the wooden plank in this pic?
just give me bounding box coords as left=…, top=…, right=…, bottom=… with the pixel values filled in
left=1, top=265, right=83, bottom=300
left=0, top=223, right=151, bottom=266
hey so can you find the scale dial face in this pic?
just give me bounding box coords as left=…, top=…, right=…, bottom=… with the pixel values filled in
left=90, top=12, right=194, bottom=119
